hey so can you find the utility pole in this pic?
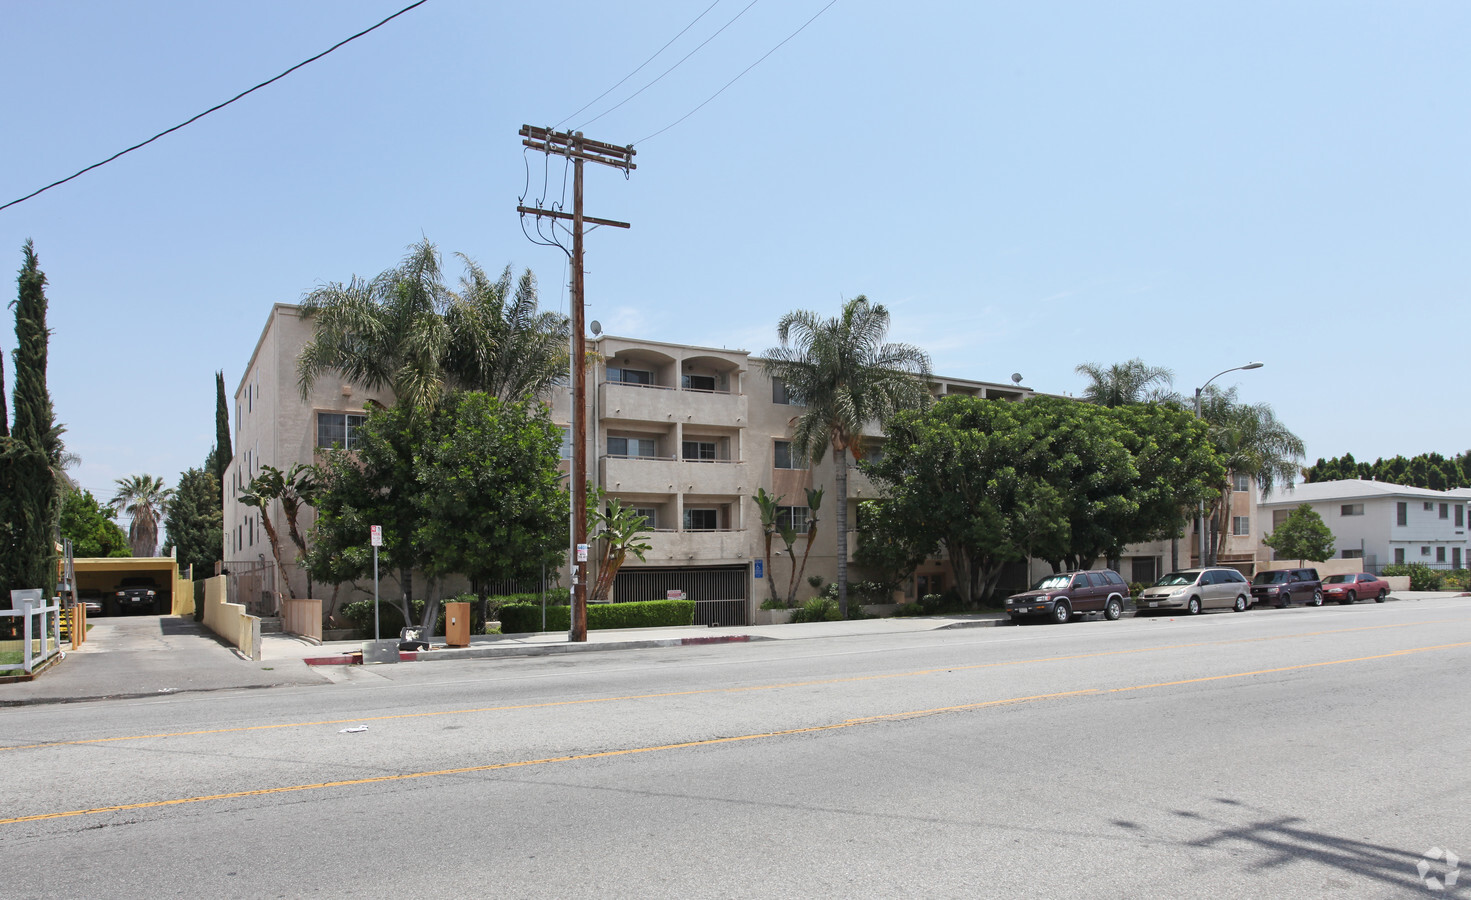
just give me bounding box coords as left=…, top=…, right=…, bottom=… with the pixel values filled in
left=517, top=126, right=635, bottom=642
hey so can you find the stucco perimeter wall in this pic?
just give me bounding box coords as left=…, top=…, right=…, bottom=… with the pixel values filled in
left=201, top=575, right=261, bottom=661
left=172, top=577, right=195, bottom=617
left=282, top=598, right=322, bottom=643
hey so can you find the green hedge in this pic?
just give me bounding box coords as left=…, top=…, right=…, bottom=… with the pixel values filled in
left=499, top=599, right=696, bottom=633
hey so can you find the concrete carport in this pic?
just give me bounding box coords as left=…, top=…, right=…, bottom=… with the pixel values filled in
left=73, top=557, right=183, bottom=617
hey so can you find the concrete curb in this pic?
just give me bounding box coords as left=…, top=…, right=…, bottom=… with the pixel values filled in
left=302, top=633, right=774, bottom=667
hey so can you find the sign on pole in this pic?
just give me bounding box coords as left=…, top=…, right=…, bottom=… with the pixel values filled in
left=576, top=543, right=589, bottom=562
left=370, top=525, right=383, bottom=547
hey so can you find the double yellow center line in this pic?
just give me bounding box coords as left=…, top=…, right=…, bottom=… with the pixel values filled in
left=4, top=637, right=1468, bottom=827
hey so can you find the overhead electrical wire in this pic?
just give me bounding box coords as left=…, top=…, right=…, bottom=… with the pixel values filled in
left=0, top=0, right=430, bottom=213
left=554, top=0, right=724, bottom=131
left=574, top=0, right=762, bottom=133
left=635, top=0, right=840, bottom=146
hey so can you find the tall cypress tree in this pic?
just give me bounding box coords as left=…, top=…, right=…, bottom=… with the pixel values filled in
left=0, top=351, right=15, bottom=601
left=214, top=370, right=231, bottom=508
left=7, top=240, right=60, bottom=595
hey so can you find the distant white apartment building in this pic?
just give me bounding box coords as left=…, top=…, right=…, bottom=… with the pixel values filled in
left=1258, top=479, right=1469, bottom=570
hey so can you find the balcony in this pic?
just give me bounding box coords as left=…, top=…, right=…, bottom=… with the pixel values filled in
left=641, top=528, right=751, bottom=563
left=599, top=380, right=748, bottom=428
left=599, top=455, right=749, bottom=495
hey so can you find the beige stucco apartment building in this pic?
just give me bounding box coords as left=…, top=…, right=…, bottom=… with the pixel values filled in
left=223, top=304, right=1259, bottom=623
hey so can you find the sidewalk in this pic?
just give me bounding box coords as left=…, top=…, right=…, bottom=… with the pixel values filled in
left=270, top=611, right=1014, bottom=667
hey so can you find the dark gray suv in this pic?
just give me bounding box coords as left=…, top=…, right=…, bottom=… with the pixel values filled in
left=1250, top=568, right=1322, bottom=608
left=1005, top=569, right=1129, bottom=624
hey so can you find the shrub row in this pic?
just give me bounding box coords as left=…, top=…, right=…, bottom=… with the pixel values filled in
left=499, top=599, right=696, bottom=634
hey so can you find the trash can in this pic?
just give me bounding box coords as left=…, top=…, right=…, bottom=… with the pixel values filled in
left=445, top=601, right=470, bottom=648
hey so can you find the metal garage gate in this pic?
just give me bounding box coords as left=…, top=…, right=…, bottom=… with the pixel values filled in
left=612, top=565, right=749, bottom=627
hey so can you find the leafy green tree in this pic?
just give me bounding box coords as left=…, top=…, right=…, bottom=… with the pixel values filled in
left=1074, top=358, right=1175, bottom=407
left=412, top=393, right=567, bottom=600
left=1108, top=402, right=1225, bottom=549
left=307, top=393, right=567, bottom=635
left=761, top=296, right=932, bottom=616
left=1, top=240, right=63, bottom=598
left=161, top=469, right=222, bottom=574
left=60, top=489, right=130, bottom=558
left=861, top=397, right=1068, bottom=606
left=109, top=475, right=173, bottom=558
left=1263, top=503, right=1336, bottom=564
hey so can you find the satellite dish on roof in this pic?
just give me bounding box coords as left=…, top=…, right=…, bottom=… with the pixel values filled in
left=590, top=320, right=602, bottom=336
left=1011, top=373, right=1023, bottom=384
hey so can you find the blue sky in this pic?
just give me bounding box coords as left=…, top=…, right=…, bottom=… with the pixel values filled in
left=3, top=1, right=1468, bottom=511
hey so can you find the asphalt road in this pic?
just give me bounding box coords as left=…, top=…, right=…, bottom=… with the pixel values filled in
left=4, top=598, right=1469, bottom=898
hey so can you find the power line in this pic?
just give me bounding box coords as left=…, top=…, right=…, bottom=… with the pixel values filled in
left=0, top=0, right=430, bottom=213
left=635, top=0, right=839, bottom=146
left=554, top=0, right=724, bottom=131
left=575, top=0, right=762, bottom=132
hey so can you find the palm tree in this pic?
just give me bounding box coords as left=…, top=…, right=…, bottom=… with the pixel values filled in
left=110, top=475, right=173, bottom=558
left=297, top=240, right=567, bottom=410
left=762, top=296, right=932, bottom=617
left=296, top=239, right=452, bottom=412
left=239, top=463, right=319, bottom=601
left=1198, top=385, right=1305, bottom=563
left=443, top=259, right=569, bottom=402
left=1075, top=359, right=1175, bottom=407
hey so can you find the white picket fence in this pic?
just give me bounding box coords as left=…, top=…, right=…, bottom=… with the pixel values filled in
left=1, top=599, right=62, bottom=675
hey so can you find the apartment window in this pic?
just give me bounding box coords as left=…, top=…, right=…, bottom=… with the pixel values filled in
left=1440, top=503, right=1450, bottom=520
left=608, top=436, right=658, bottom=458
left=1455, top=548, right=1463, bottom=569
left=916, top=573, right=944, bottom=596
left=772, top=379, right=803, bottom=405
left=1397, top=502, right=1407, bottom=526
left=1232, top=472, right=1250, bottom=492
left=1424, top=502, right=1434, bottom=511
left=1340, top=549, right=1363, bottom=559
left=1340, top=504, right=1364, bottom=517
left=774, top=440, right=806, bottom=469
left=1421, top=546, right=1432, bottom=557
left=684, top=508, right=719, bottom=531
left=316, top=412, right=365, bottom=450
left=683, top=440, right=718, bottom=461
left=248, top=516, right=254, bottom=548
left=607, top=367, right=653, bottom=386
left=631, top=508, right=657, bottom=529
left=681, top=374, right=716, bottom=392
left=1232, top=516, right=1250, bottom=536
left=775, top=506, right=810, bottom=535
left=558, top=427, right=573, bottom=460
left=1395, top=547, right=1405, bottom=565
left=1457, top=505, right=1465, bottom=528
left=1435, top=546, right=1447, bottom=563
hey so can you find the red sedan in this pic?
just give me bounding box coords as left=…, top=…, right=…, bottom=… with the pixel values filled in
left=1321, top=572, right=1389, bottom=604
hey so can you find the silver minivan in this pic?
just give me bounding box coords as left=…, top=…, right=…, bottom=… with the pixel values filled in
left=1137, top=567, right=1251, bottom=615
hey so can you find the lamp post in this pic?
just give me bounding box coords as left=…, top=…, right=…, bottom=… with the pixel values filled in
left=1194, top=362, right=1264, bottom=567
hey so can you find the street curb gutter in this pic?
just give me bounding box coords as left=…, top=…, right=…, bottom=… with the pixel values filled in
left=302, top=633, right=774, bottom=667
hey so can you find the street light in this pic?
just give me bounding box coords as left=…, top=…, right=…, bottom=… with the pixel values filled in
left=1194, top=361, right=1264, bottom=567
